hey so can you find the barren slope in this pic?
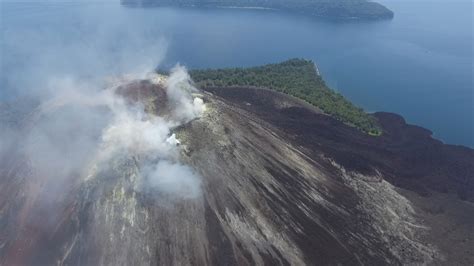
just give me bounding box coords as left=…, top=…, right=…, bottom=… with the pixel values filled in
left=1, top=82, right=473, bottom=265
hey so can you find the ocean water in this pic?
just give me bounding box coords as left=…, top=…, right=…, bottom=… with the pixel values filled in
left=1, top=0, right=472, bottom=147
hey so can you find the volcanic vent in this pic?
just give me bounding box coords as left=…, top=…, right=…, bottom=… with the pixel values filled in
left=1, top=68, right=473, bottom=265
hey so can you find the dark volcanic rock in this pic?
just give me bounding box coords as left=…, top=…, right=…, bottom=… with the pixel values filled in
left=1, top=84, right=473, bottom=265
left=204, top=86, right=474, bottom=202
left=116, top=80, right=170, bottom=116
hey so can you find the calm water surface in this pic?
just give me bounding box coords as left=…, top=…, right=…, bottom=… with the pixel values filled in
left=1, top=0, right=472, bottom=147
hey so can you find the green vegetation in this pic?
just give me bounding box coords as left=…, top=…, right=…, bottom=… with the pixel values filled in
left=189, top=59, right=382, bottom=135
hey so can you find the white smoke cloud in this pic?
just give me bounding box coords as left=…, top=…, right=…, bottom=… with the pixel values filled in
left=85, top=67, right=206, bottom=199
left=165, top=65, right=207, bottom=123
left=166, top=133, right=181, bottom=146
left=143, top=160, right=201, bottom=199
left=3, top=67, right=206, bottom=201
left=19, top=68, right=205, bottom=201
left=97, top=104, right=174, bottom=163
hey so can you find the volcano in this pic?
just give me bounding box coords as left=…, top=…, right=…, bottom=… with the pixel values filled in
left=1, top=67, right=473, bottom=265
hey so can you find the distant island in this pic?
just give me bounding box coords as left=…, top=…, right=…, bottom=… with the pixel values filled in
left=188, top=59, right=382, bottom=135
left=121, top=0, right=394, bottom=20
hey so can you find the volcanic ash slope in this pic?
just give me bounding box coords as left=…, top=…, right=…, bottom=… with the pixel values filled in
left=2, top=78, right=473, bottom=265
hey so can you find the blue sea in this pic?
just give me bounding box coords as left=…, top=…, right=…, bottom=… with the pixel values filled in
left=1, top=0, right=472, bottom=147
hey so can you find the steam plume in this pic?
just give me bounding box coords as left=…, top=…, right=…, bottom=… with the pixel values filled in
left=1, top=2, right=204, bottom=201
